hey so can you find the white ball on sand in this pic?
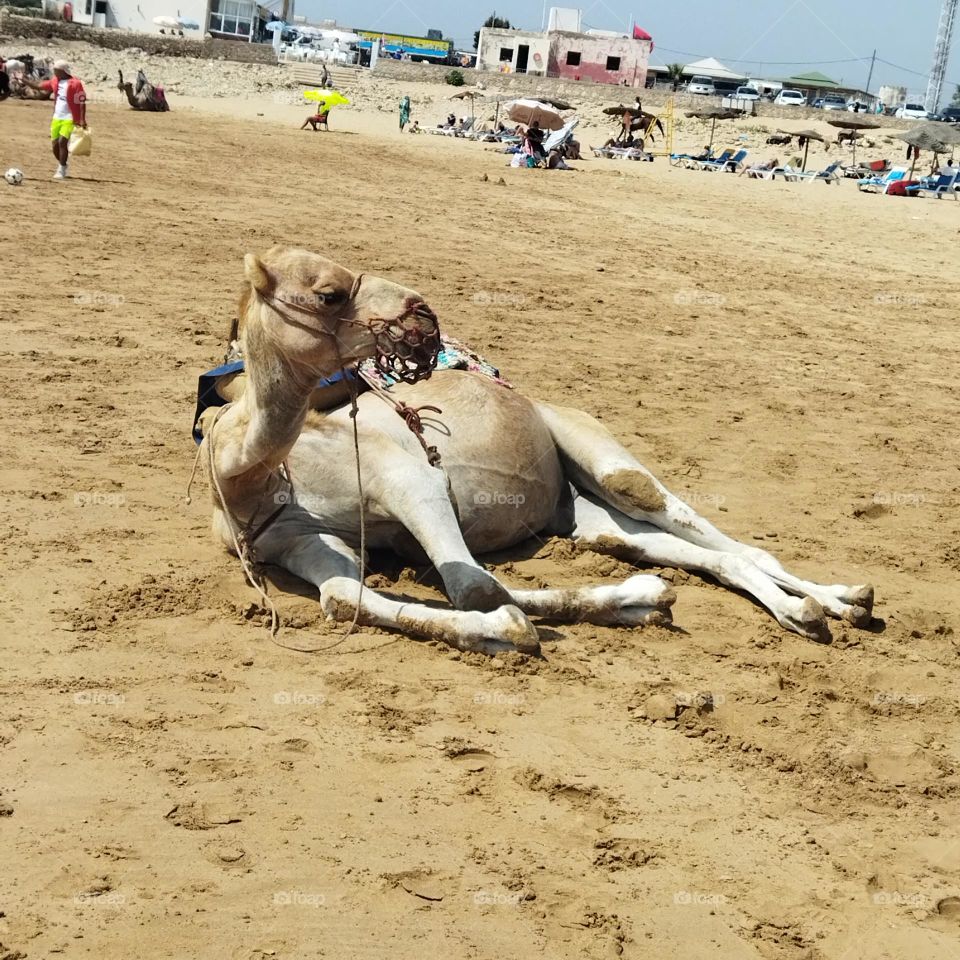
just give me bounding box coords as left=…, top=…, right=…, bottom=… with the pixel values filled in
left=4, top=168, right=24, bottom=186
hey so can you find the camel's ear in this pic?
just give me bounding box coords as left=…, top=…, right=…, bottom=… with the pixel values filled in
left=244, top=254, right=275, bottom=295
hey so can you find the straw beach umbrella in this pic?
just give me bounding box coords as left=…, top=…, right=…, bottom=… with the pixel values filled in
left=894, top=123, right=956, bottom=178
left=537, top=96, right=574, bottom=110
left=826, top=115, right=880, bottom=165
left=684, top=107, right=744, bottom=151
left=777, top=128, right=826, bottom=171
left=450, top=89, right=479, bottom=119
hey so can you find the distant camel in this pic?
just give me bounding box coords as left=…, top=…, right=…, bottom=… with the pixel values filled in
left=117, top=69, right=169, bottom=111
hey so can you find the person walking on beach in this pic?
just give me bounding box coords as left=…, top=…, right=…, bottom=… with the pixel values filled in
left=399, top=95, right=411, bottom=132
left=21, top=59, right=87, bottom=180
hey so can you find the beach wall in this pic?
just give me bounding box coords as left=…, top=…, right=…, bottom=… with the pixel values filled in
left=0, top=9, right=277, bottom=62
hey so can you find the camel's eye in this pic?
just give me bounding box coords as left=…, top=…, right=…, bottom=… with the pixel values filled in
left=315, top=287, right=347, bottom=307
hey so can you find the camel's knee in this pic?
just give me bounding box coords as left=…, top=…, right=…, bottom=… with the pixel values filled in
left=714, top=553, right=758, bottom=586
left=439, top=561, right=513, bottom=612
left=599, top=468, right=667, bottom=515
left=319, top=576, right=363, bottom=620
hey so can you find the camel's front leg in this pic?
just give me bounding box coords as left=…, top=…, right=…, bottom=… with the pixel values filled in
left=362, top=446, right=676, bottom=628
left=253, top=522, right=539, bottom=654
left=537, top=402, right=873, bottom=630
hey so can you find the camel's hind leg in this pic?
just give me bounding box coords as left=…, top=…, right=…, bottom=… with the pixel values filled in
left=537, top=402, right=873, bottom=631
left=573, top=496, right=828, bottom=640
left=251, top=521, right=539, bottom=654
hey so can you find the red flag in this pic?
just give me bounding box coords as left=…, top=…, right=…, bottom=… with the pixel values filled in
left=632, top=24, right=652, bottom=41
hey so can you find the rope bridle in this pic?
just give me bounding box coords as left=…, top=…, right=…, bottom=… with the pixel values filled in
left=187, top=272, right=443, bottom=650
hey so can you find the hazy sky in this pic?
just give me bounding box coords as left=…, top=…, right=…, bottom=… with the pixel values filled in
left=300, top=0, right=959, bottom=100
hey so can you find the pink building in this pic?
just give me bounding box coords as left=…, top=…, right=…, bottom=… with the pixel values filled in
left=477, top=26, right=651, bottom=87
left=549, top=30, right=650, bottom=86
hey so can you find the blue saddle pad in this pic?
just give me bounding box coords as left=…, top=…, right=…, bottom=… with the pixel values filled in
left=191, top=360, right=357, bottom=445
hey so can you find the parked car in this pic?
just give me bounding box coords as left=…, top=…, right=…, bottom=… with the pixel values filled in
left=713, top=79, right=743, bottom=96
left=814, top=94, right=847, bottom=111
left=932, top=106, right=960, bottom=123
left=895, top=102, right=931, bottom=120
left=687, top=76, right=717, bottom=96
left=735, top=86, right=760, bottom=101
left=773, top=89, right=806, bottom=106
left=846, top=100, right=870, bottom=112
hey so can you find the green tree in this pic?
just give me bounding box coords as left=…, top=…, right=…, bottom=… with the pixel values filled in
left=951, top=84, right=960, bottom=106
left=474, top=12, right=512, bottom=51
left=665, top=63, right=686, bottom=91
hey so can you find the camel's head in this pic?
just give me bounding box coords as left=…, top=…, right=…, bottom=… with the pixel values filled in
left=242, top=248, right=440, bottom=383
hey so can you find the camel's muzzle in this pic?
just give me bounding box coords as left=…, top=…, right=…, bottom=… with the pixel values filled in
left=368, top=303, right=441, bottom=385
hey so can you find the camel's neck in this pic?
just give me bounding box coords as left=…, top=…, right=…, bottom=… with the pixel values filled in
left=217, top=307, right=327, bottom=482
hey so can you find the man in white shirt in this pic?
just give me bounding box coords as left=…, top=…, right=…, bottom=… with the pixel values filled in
left=22, top=59, right=87, bottom=180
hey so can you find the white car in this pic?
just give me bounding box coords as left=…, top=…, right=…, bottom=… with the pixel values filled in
left=895, top=102, right=930, bottom=120
left=773, top=89, right=806, bottom=106
left=819, top=95, right=847, bottom=111
left=735, top=86, right=760, bottom=101
left=687, top=76, right=717, bottom=96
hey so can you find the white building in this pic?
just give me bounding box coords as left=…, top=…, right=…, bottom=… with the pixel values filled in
left=68, top=0, right=278, bottom=41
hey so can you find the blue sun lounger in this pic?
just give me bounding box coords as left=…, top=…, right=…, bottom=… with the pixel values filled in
left=699, top=149, right=747, bottom=172
left=906, top=171, right=959, bottom=199
left=858, top=167, right=907, bottom=193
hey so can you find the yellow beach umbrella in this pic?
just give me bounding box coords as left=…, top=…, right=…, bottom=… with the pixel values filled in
left=304, top=89, right=350, bottom=108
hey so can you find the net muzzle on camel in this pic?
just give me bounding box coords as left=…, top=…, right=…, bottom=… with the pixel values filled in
left=262, top=277, right=442, bottom=386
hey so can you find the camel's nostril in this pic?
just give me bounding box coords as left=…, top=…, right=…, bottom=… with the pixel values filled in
left=410, top=302, right=439, bottom=334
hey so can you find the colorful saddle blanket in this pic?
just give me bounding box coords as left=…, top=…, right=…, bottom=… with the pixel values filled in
left=192, top=334, right=509, bottom=445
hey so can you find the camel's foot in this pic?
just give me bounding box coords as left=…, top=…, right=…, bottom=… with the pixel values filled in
left=420, top=605, right=541, bottom=656
left=839, top=584, right=875, bottom=617
left=776, top=596, right=829, bottom=642
left=579, top=576, right=676, bottom=627
left=470, top=605, right=542, bottom=655
left=775, top=579, right=875, bottom=628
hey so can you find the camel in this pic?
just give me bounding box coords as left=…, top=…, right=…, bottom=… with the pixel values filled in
left=5, top=57, right=53, bottom=100
left=197, top=248, right=875, bottom=654
left=117, top=70, right=169, bottom=112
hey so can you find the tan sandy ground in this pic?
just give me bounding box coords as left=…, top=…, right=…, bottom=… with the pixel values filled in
left=1, top=94, right=960, bottom=960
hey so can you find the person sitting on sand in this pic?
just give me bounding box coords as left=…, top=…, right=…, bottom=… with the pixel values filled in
left=301, top=109, right=330, bottom=131
left=601, top=134, right=636, bottom=150
left=408, top=119, right=420, bottom=134
left=526, top=123, right=547, bottom=161
left=546, top=145, right=574, bottom=170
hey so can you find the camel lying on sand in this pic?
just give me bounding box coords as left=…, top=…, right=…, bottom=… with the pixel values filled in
left=117, top=69, right=169, bottom=111
left=197, top=249, right=874, bottom=654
